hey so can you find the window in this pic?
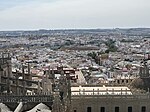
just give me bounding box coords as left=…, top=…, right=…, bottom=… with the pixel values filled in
left=87, top=107, right=92, bottom=112
left=100, top=107, right=105, bottom=112
left=117, top=80, right=120, bottom=84
left=73, top=107, right=77, bottom=112
left=115, top=107, right=119, bottom=112
left=128, top=106, right=132, bottom=112
left=126, top=80, right=128, bottom=83
left=141, top=106, right=146, bottom=112
left=4, top=71, right=6, bottom=76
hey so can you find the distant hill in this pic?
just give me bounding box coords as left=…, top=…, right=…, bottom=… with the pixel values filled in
left=0, top=28, right=150, bottom=37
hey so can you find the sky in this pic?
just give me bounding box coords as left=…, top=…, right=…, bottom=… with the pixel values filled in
left=0, top=0, right=149, bottom=31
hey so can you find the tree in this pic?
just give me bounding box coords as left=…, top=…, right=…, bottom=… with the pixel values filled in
left=87, top=52, right=97, bottom=59
left=104, top=39, right=118, bottom=52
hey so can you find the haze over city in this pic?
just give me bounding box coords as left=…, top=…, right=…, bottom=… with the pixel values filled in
left=0, top=0, right=150, bottom=30
left=1, top=0, right=150, bottom=112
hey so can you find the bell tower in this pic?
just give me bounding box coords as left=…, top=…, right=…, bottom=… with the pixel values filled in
left=139, top=60, right=149, bottom=78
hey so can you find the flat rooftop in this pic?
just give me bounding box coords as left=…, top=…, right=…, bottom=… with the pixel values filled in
left=71, top=86, right=132, bottom=95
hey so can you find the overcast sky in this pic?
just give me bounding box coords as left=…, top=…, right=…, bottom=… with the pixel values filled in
left=0, top=0, right=149, bottom=30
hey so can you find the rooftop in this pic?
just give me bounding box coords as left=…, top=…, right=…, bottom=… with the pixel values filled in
left=71, top=86, right=132, bottom=96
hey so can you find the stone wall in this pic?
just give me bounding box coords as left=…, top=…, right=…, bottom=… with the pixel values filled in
left=71, top=95, right=150, bottom=112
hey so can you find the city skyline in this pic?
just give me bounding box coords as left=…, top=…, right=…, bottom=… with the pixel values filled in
left=0, top=0, right=150, bottom=31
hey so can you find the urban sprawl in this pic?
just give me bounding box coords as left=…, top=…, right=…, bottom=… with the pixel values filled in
left=0, top=28, right=150, bottom=112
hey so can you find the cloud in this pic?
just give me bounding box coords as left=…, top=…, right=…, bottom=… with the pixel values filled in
left=0, top=0, right=56, bottom=11
left=0, top=0, right=150, bottom=30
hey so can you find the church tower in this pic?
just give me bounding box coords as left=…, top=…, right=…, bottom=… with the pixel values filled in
left=139, top=60, right=149, bottom=78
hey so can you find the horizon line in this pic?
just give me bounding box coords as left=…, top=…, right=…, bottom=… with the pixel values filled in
left=0, top=27, right=150, bottom=32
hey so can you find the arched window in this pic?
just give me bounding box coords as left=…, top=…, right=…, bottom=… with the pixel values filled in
left=128, top=106, right=132, bottom=112
left=115, top=107, right=119, bottom=112
left=141, top=106, right=146, bottom=112
left=87, top=107, right=92, bottom=112
left=100, top=107, right=105, bottom=112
